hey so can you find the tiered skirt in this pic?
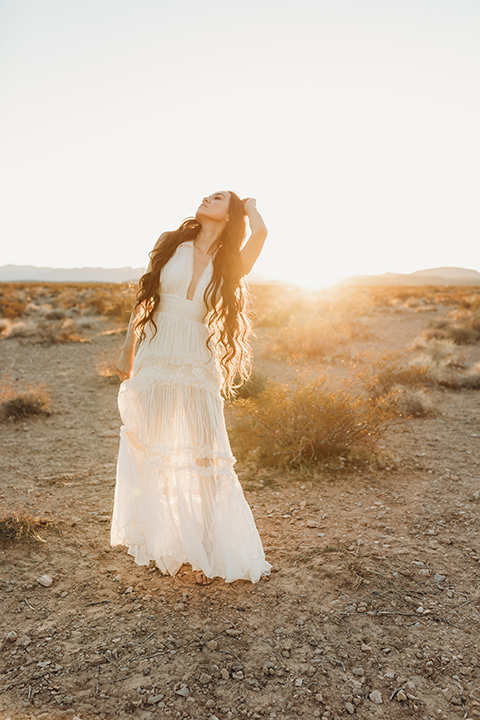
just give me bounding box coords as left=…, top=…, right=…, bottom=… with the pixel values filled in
left=110, top=294, right=272, bottom=583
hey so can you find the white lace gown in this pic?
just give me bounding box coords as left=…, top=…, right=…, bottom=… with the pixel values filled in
left=110, top=240, right=272, bottom=583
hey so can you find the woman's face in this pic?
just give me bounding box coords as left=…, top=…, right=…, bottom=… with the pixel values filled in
left=196, top=191, right=231, bottom=223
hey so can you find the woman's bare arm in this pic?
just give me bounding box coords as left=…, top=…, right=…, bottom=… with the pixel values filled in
left=240, top=199, right=268, bottom=275
left=116, top=232, right=168, bottom=380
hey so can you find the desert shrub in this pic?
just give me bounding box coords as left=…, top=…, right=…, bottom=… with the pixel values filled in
left=231, top=374, right=393, bottom=468
left=414, top=337, right=458, bottom=365
left=0, top=502, right=55, bottom=542
left=0, top=292, right=27, bottom=319
left=366, top=351, right=431, bottom=399
left=0, top=375, right=52, bottom=421
left=433, top=361, right=480, bottom=390
left=37, top=319, right=89, bottom=343
left=426, top=310, right=480, bottom=345
left=388, top=386, right=435, bottom=417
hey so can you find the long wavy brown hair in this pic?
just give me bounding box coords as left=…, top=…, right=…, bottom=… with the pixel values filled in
left=134, top=190, right=253, bottom=397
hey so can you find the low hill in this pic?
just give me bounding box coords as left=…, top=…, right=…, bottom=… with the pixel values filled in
left=347, top=266, right=480, bottom=286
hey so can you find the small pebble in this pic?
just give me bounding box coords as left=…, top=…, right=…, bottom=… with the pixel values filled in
left=147, top=694, right=165, bottom=705
left=369, top=690, right=383, bottom=704
left=6, top=631, right=17, bottom=642
left=36, top=574, right=53, bottom=588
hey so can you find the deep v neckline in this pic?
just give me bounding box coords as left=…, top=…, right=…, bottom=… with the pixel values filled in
left=185, top=241, right=213, bottom=302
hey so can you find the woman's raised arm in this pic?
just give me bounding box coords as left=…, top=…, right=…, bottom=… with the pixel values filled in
left=240, top=199, right=268, bottom=275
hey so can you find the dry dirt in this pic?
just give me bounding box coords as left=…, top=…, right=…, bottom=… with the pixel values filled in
left=1, top=294, right=480, bottom=720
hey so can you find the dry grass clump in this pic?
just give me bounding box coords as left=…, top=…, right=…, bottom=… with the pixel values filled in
left=426, top=309, right=480, bottom=345
left=0, top=502, right=56, bottom=543
left=366, top=351, right=431, bottom=399
left=0, top=282, right=137, bottom=325
left=231, top=373, right=393, bottom=469
left=388, top=386, right=436, bottom=417
left=0, top=290, right=27, bottom=319
left=36, top=318, right=90, bottom=343
left=0, top=374, right=52, bottom=421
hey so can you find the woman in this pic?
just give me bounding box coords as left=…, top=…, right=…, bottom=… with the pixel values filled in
left=110, top=190, right=272, bottom=585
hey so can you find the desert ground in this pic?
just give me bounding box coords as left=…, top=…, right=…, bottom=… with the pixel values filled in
left=0, top=281, right=479, bottom=720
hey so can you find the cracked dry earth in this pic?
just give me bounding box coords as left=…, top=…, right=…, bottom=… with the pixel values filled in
left=1, top=298, right=480, bottom=720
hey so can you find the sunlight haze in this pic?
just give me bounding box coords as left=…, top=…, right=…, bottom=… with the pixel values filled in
left=1, top=0, right=479, bottom=288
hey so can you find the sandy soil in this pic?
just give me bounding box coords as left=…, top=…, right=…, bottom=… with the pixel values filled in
left=1, top=298, right=479, bottom=720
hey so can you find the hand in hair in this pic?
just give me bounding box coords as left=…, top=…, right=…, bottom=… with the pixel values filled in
left=242, top=197, right=257, bottom=215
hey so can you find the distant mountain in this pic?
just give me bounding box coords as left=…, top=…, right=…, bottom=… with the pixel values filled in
left=346, top=266, right=480, bottom=286
left=0, top=264, right=144, bottom=283
left=0, top=263, right=268, bottom=284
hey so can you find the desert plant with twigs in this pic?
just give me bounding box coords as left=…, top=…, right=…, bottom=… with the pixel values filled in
left=0, top=502, right=56, bottom=542
left=365, top=351, right=431, bottom=400
left=0, top=374, right=52, bottom=421
left=230, top=373, right=394, bottom=468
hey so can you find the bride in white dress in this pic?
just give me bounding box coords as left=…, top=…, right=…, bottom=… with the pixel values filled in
left=110, top=191, right=272, bottom=585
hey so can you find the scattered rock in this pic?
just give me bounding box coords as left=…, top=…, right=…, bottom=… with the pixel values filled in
left=220, top=668, right=230, bottom=680
left=225, top=628, right=241, bottom=636
left=175, top=686, right=190, bottom=697
left=6, top=631, right=17, bottom=642
left=345, top=701, right=355, bottom=714
left=369, top=690, right=382, bottom=704
left=199, top=673, right=212, bottom=684
left=36, top=574, right=53, bottom=587
left=147, top=694, right=165, bottom=705
left=206, top=640, right=218, bottom=650
left=174, top=603, right=185, bottom=611
left=434, top=574, right=446, bottom=582
left=396, top=689, right=407, bottom=701
left=352, top=667, right=364, bottom=676
left=306, top=520, right=318, bottom=528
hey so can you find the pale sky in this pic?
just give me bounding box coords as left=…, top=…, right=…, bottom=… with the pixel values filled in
left=1, top=0, right=479, bottom=288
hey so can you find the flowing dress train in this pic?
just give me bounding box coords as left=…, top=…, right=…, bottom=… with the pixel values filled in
left=110, top=240, right=272, bottom=583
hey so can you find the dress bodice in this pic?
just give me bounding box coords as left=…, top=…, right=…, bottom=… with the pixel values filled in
left=159, top=241, right=214, bottom=306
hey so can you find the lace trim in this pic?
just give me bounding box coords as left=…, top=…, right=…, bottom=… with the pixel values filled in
left=125, top=373, right=223, bottom=400
left=122, top=427, right=237, bottom=472
left=136, top=354, right=220, bottom=374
